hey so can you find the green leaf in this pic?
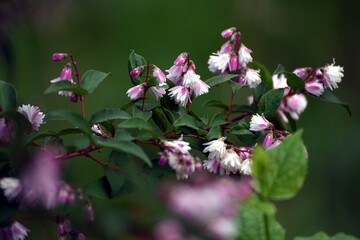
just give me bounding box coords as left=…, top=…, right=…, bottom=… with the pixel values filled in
left=120, top=98, right=144, bottom=110
left=44, top=80, right=88, bottom=95
left=209, top=113, right=227, bottom=127
left=282, top=72, right=305, bottom=90
left=294, top=232, right=359, bottom=240
left=109, top=151, right=129, bottom=167
left=132, top=106, right=152, bottom=120
left=0, top=80, right=17, bottom=112
left=202, top=100, right=228, bottom=110
left=317, top=90, right=351, bottom=116
left=237, top=195, right=285, bottom=240
left=128, top=50, right=146, bottom=85
left=93, top=137, right=151, bottom=166
left=252, top=130, right=307, bottom=200
left=252, top=82, right=269, bottom=104
left=231, top=105, right=256, bottom=114
left=1, top=110, right=33, bottom=131
left=152, top=108, right=168, bottom=132
left=135, top=103, right=158, bottom=112
left=89, top=108, right=131, bottom=125
left=205, top=74, right=240, bottom=87
left=57, top=128, right=85, bottom=136
left=114, top=129, right=134, bottom=141
left=45, top=110, right=92, bottom=136
left=173, top=114, right=201, bottom=130
left=230, top=81, right=246, bottom=94
left=257, top=88, right=284, bottom=120
left=160, top=94, right=179, bottom=112
left=206, top=125, right=223, bottom=140
left=248, top=61, right=273, bottom=89
left=103, top=166, right=125, bottom=197
left=273, top=64, right=287, bottom=75
left=118, top=117, right=157, bottom=137
left=80, top=70, right=110, bottom=94
left=72, top=135, right=90, bottom=150
left=84, top=177, right=111, bottom=199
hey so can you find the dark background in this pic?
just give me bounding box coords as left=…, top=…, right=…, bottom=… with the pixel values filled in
left=0, top=0, right=359, bottom=239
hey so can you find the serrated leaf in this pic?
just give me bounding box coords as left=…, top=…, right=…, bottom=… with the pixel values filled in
left=294, top=232, right=359, bottom=240
left=257, top=88, right=284, bottom=121
left=128, top=50, right=146, bottom=85
left=89, top=108, right=131, bottom=125
left=44, top=110, right=92, bottom=136
left=135, top=103, right=158, bottom=111
left=0, top=80, right=17, bottom=112
left=237, top=195, right=285, bottom=240
left=317, top=90, right=351, bottom=116
left=80, top=70, right=110, bottom=94
left=114, top=129, right=134, bottom=141
left=118, top=117, right=156, bottom=137
left=173, top=114, right=201, bottom=130
left=248, top=61, right=273, bottom=89
left=93, top=137, right=151, bottom=166
left=44, top=80, right=88, bottom=95
left=252, top=82, right=269, bottom=104
left=58, top=128, right=85, bottom=136
left=252, top=130, right=307, bottom=200
left=103, top=166, right=125, bottom=197
left=205, top=74, right=240, bottom=87
left=120, top=98, right=144, bottom=110
left=202, top=100, right=228, bottom=110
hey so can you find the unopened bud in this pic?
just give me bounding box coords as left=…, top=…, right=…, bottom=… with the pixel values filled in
left=70, top=94, right=79, bottom=103
left=221, top=27, right=236, bottom=38
left=174, top=53, right=187, bottom=66
left=60, top=63, right=72, bottom=81
left=130, top=66, right=144, bottom=77
left=229, top=55, right=238, bottom=71
left=52, top=53, right=68, bottom=62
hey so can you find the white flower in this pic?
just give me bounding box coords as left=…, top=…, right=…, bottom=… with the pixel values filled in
left=166, top=65, right=184, bottom=84
left=208, top=53, right=231, bottom=73
left=126, top=84, right=144, bottom=100
left=305, top=79, right=324, bottom=97
left=168, top=86, right=191, bottom=107
left=203, top=158, right=220, bottom=174
left=244, top=69, right=261, bottom=88
left=285, top=94, right=307, bottom=120
left=164, top=139, right=191, bottom=154
left=238, top=44, right=253, bottom=68
left=220, top=149, right=242, bottom=173
left=249, top=114, right=272, bottom=132
left=192, top=80, right=209, bottom=97
left=220, top=41, right=234, bottom=54
left=323, top=61, right=344, bottom=90
left=272, top=74, right=288, bottom=89
left=17, top=104, right=45, bottom=131
left=148, top=87, right=166, bottom=100
left=0, top=177, right=21, bottom=201
left=240, top=159, right=252, bottom=175
left=91, top=124, right=103, bottom=135
left=183, top=69, right=201, bottom=88
left=203, top=137, right=227, bottom=160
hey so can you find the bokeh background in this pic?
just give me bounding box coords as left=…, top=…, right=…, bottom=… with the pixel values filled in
left=0, top=0, right=359, bottom=239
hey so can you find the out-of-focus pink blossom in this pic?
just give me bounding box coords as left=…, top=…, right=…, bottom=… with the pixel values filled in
left=305, top=79, right=324, bottom=96
left=0, top=177, right=22, bottom=201
left=0, top=221, right=29, bottom=240
left=284, top=94, right=307, bottom=120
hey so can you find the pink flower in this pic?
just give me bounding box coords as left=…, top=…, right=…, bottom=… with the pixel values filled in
left=208, top=53, right=231, bottom=73
left=174, top=53, right=187, bottom=66
left=229, top=55, right=238, bottom=71
left=220, top=149, right=242, bottom=173
left=166, top=65, right=184, bottom=84
left=192, top=80, right=209, bottom=97
left=249, top=114, right=272, bottom=132
left=85, top=201, right=95, bottom=221
left=238, top=44, right=253, bottom=68
left=305, top=79, right=324, bottom=96
left=148, top=87, right=166, bottom=100
left=153, top=67, right=167, bottom=86
left=126, top=84, right=145, bottom=100
left=59, top=64, right=72, bottom=81
left=293, top=67, right=312, bottom=80
left=221, top=27, right=236, bottom=38
left=262, top=132, right=274, bottom=149
left=0, top=221, right=29, bottom=240
left=0, top=118, right=16, bottom=143
left=285, top=94, right=307, bottom=120
left=0, top=177, right=22, bottom=201
left=168, top=86, right=191, bottom=107
left=220, top=41, right=234, bottom=54
left=130, top=66, right=144, bottom=78
left=244, top=69, right=261, bottom=88
left=52, top=53, right=67, bottom=62
left=183, top=69, right=201, bottom=88
left=17, top=104, right=45, bottom=131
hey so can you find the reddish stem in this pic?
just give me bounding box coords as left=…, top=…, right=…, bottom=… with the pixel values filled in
left=166, top=134, right=205, bottom=140
left=229, top=112, right=252, bottom=122
left=164, top=129, right=175, bottom=135
left=70, top=55, right=86, bottom=119
left=225, top=92, right=234, bottom=121
left=142, top=63, right=151, bottom=112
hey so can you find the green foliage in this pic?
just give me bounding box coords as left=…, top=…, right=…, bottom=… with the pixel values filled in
left=80, top=70, right=111, bottom=94
left=0, top=80, right=17, bottom=112
left=202, top=100, right=228, bottom=110
left=89, top=108, right=131, bottom=125
left=128, top=50, right=146, bottom=85
left=252, top=82, right=269, bottom=104
left=44, top=80, right=88, bottom=95
left=257, top=88, right=284, bottom=120
left=248, top=61, right=273, bottom=89
left=252, top=130, right=307, bottom=200
left=282, top=72, right=305, bottom=90
left=103, top=166, right=125, bottom=197
left=317, top=90, right=351, bottom=116
left=205, top=74, right=240, bottom=87
left=294, top=232, right=359, bottom=240
left=173, top=114, right=201, bottom=130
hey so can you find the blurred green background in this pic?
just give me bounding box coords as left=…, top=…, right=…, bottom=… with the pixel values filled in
left=0, top=0, right=359, bottom=239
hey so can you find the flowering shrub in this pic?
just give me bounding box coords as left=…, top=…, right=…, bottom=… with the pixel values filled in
left=0, top=27, right=355, bottom=239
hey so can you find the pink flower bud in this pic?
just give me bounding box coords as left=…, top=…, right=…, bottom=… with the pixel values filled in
left=221, top=27, right=236, bottom=38
left=52, top=53, right=67, bottom=62
left=70, top=94, right=79, bottom=103
left=229, top=55, right=238, bottom=71
left=85, top=202, right=95, bottom=221
left=174, top=53, right=187, bottom=66
left=57, top=223, right=66, bottom=235
left=153, top=67, right=166, bottom=84
left=262, top=132, right=274, bottom=149
left=60, top=64, right=72, bottom=81
left=130, top=66, right=144, bottom=78
left=126, top=84, right=145, bottom=101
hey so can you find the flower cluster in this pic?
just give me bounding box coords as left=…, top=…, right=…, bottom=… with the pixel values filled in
left=127, top=64, right=167, bottom=101
left=158, top=137, right=202, bottom=180
left=208, top=27, right=261, bottom=88
left=167, top=53, right=209, bottom=107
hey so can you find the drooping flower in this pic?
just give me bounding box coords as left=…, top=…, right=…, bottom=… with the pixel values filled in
left=166, top=64, right=184, bottom=84
left=228, top=55, right=238, bottom=72
left=130, top=66, right=144, bottom=78
left=163, top=138, right=191, bottom=155
left=57, top=219, right=72, bottom=235
left=220, top=149, right=242, bottom=173
left=322, top=61, right=344, bottom=90
left=126, top=84, right=145, bottom=101
left=192, top=80, right=209, bottom=97
left=168, top=153, right=202, bottom=180
left=52, top=53, right=67, bottom=62
left=240, top=159, right=252, bottom=175
left=168, top=86, right=191, bottom=107
left=0, top=118, right=16, bottom=143
left=148, top=87, right=166, bottom=100
left=284, top=94, right=307, bottom=120
left=17, top=104, right=45, bottom=131
left=0, top=177, right=22, bottom=201
left=238, top=44, right=253, bottom=68
left=220, top=41, right=234, bottom=54
left=203, top=158, right=221, bottom=174
left=221, top=27, right=236, bottom=38
left=203, top=137, right=227, bottom=160
left=243, top=69, right=261, bottom=88
left=262, top=132, right=274, bottom=149
left=208, top=53, right=231, bottom=73
left=91, top=124, right=103, bottom=135
left=174, top=53, right=187, bottom=66
left=293, top=67, right=312, bottom=80
left=0, top=221, right=29, bottom=240
left=305, top=79, right=324, bottom=97
left=182, top=69, right=201, bottom=88
left=85, top=201, right=95, bottom=221
left=249, top=114, right=272, bottom=132
left=153, top=67, right=167, bottom=86
left=272, top=74, right=288, bottom=89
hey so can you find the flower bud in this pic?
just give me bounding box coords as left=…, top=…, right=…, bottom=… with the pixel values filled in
left=52, top=53, right=68, bottom=62
left=70, top=94, right=79, bottom=103
left=229, top=55, right=238, bottom=71
left=262, top=132, right=274, bottom=149
left=130, top=66, right=144, bottom=78
left=57, top=222, right=66, bottom=235
left=221, top=27, right=236, bottom=38
left=174, top=53, right=187, bottom=66
left=60, top=63, right=72, bottom=81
